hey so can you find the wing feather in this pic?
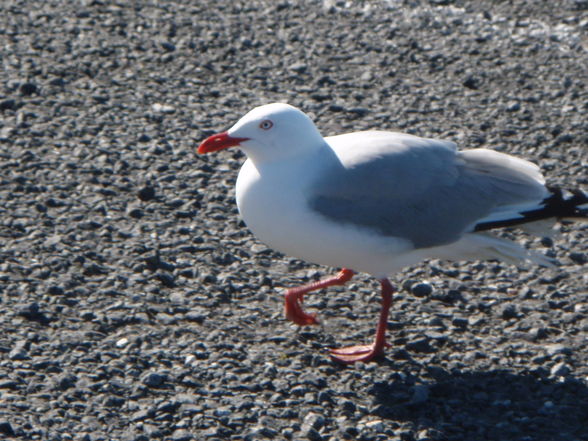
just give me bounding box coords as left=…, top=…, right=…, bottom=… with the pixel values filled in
left=308, top=133, right=547, bottom=249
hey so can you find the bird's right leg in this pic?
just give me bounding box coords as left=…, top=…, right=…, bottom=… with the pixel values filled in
left=284, top=269, right=354, bottom=326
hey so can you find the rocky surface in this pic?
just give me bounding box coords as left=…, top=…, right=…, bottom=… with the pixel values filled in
left=1, top=1, right=587, bottom=440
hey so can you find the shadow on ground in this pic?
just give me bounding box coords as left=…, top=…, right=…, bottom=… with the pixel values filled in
left=368, top=366, right=588, bottom=441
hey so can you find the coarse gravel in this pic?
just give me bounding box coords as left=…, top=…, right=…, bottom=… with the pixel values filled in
left=1, top=1, right=587, bottom=440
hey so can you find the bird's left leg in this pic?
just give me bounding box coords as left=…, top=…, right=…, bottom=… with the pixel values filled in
left=329, top=278, right=394, bottom=363
left=284, top=269, right=354, bottom=326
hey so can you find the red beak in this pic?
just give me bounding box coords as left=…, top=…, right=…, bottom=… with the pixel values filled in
left=197, top=131, right=249, bottom=154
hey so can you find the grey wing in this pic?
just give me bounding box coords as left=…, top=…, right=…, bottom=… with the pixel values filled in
left=308, top=139, right=548, bottom=249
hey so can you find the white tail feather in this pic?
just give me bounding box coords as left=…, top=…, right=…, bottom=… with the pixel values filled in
left=430, top=233, right=556, bottom=268
left=519, top=219, right=558, bottom=237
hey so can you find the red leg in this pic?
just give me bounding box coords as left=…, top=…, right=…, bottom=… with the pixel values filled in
left=284, top=269, right=354, bottom=326
left=330, top=278, right=394, bottom=363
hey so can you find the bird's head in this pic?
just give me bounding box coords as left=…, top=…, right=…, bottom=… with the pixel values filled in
left=197, top=103, right=324, bottom=164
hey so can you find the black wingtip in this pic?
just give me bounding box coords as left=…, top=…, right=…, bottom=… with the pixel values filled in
left=474, top=186, right=588, bottom=232
left=548, top=186, right=588, bottom=217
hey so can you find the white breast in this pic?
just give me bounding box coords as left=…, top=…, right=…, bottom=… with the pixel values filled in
left=235, top=157, right=412, bottom=277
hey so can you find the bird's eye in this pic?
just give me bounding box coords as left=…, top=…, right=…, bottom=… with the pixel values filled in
left=259, top=120, right=273, bottom=130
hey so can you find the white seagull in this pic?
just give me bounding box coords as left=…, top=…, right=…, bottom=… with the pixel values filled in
left=198, top=103, right=587, bottom=363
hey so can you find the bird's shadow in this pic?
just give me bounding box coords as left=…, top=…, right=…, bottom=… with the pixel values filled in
left=368, top=364, right=588, bottom=441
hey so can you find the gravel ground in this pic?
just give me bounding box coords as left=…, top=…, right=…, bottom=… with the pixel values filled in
left=1, top=1, right=587, bottom=440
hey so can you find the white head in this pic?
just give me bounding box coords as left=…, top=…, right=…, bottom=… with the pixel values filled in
left=198, top=103, right=325, bottom=164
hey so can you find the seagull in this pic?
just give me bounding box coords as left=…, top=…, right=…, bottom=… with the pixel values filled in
left=198, top=103, right=587, bottom=363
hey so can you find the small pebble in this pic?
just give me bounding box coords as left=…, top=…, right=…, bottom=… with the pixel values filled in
left=411, top=281, right=433, bottom=297
left=138, top=185, right=156, bottom=201
left=0, top=421, right=15, bottom=436
left=303, top=412, right=325, bottom=430
left=142, top=373, right=167, bottom=388
left=364, top=419, right=385, bottom=432
left=151, top=103, right=175, bottom=114
left=550, top=362, right=571, bottom=377
left=116, top=337, right=129, bottom=348
left=501, top=304, right=518, bottom=320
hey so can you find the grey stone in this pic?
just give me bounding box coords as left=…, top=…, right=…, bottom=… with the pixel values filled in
left=142, top=373, right=167, bottom=388
left=550, top=362, right=571, bottom=377
left=411, top=282, right=433, bottom=297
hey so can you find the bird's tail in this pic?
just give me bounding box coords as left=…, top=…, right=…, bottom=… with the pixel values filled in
left=473, top=187, right=588, bottom=232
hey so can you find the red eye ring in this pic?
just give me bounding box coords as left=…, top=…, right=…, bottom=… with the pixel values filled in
left=259, top=120, right=273, bottom=130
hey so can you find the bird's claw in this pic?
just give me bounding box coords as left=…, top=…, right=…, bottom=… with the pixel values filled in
left=329, top=342, right=391, bottom=364
left=284, top=294, right=319, bottom=326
